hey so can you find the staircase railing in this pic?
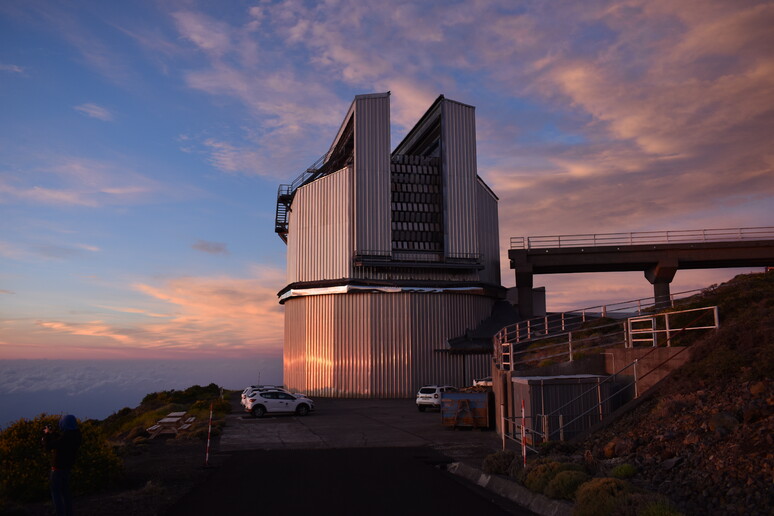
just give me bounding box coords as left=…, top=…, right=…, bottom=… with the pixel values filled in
left=494, top=288, right=705, bottom=362
left=501, top=308, right=719, bottom=452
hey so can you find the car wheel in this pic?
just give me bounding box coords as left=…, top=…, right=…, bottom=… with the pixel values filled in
left=296, top=404, right=310, bottom=416
left=418, top=405, right=426, bottom=412
left=252, top=405, right=266, bottom=418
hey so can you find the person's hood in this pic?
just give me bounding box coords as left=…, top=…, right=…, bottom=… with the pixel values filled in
left=59, top=414, right=78, bottom=432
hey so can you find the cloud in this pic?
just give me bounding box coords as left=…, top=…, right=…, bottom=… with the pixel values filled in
left=192, top=240, right=229, bottom=255
left=0, top=289, right=14, bottom=295
left=13, top=266, right=287, bottom=359
left=74, top=103, right=113, bottom=121
left=0, top=156, right=164, bottom=208
left=0, top=64, right=24, bottom=74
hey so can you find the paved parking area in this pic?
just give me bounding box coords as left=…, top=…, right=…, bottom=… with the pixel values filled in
left=218, top=398, right=503, bottom=467
left=170, top=398, right=534, bottom=516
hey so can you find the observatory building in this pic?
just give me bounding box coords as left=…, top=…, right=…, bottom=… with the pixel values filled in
left=276, top=93, right=508, bottom=397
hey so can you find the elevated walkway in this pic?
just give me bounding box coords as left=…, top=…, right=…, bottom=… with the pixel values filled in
left=509, top=226, right=774, bottom=317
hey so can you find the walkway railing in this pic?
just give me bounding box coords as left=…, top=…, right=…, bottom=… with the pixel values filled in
left=501, top=308, right=720, bottom=453
left=493, top=288, right=704, bottom=364
left=510, top=226, right=774, bottom=250
left=494, top=306, right=718, bottom=371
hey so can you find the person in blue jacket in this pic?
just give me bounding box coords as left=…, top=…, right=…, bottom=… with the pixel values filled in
left=42, top=414, right=82, bottom=516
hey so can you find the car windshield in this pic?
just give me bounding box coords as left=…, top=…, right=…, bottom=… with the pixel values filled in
left=419, top=388, right=436, bottom=394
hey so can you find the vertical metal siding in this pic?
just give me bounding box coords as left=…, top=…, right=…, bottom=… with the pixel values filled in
left=354, top=94, right=391, bottom=255
left=287, top=167, right=354, bottom=284
left=284, top=292, right=495, bottom=397
left=477, top=180, right=501, bottom=286
left=442, top=100, right=479, bottom=257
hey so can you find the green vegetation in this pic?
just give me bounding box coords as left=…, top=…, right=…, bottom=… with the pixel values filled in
left=544, top=469, right=591, bottom=500
left=524, top=461, right=585, bottom=495
left=573, top=477, right=632, bottom=516
left=481, top=449, right=516, bottom=475
left=99, top=383, right=232, bottom=441
left=0, top=383, right=233, bottom=506
left=610, top=462, right=637, bottom=479
left=0, top=415, right=121, bottom=503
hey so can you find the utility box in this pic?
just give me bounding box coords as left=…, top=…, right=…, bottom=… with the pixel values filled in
left=510, top=375, right=622, bottom=443
left=440, top=392, right=494, bottom=429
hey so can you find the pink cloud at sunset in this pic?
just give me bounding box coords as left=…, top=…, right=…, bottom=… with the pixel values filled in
left=1, top=0, right=771, bottom=370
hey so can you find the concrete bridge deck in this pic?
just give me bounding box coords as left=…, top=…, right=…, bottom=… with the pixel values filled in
left=509, top=236, right=774, bottom=317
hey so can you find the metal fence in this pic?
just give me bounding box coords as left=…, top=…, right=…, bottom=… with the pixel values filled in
left=500, top=307, right=720, bottom=455
left=510, top=226, right=774, bottom=250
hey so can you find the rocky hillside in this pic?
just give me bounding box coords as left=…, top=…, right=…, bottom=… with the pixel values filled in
left=581, top=272, right=773, bottom=515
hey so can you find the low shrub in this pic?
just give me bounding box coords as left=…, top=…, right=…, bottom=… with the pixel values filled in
left=481, top=449, right=516, bottom=475
left=573, top=477, right=631, bottom=516
left=538, top=440, right=577, bottom=456
left=609, top=492, right=684, bottom=516
left=544, top=469, right=590, bottom=500
left=524, top=461, right=584, bottom=494
left=0, top=415, right=122, bottom=503
left=637, top=500, right=684, bottom=516
left=610, top=463, right=637, bottom=479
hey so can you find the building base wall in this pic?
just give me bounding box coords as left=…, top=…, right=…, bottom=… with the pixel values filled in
left=283, top=292, right=496, bottom=397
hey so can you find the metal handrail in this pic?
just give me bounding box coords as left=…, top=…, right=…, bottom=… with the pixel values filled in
left=495, top=306, right=718, bottom=371
left=539, top=309, right=718, bottom=438
left=493, top=288, right=705, bottom=360
left=510, top=226, right=774, bottom=250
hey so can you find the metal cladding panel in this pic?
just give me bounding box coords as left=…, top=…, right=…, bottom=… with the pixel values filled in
left=409, top=293, right=492, bottom=388
left=333, top=293, right=373, bottom=397
left=511, top=377, right=612, bottom=441
left=441, top=100, right=479, bottom=257
left=283, top=299, right=307, bottom=392
left=477, top=180, right=501, bottom=285
left=354, top=94, right=391, bottom=255
left=282, top=292, right=495, bottom=398
left=287, top=167, right=354, bottom=284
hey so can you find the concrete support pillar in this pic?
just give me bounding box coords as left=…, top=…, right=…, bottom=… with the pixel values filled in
left=515, top=264, right=534, bottom=319
left=645, top=259, right=678, bottom=309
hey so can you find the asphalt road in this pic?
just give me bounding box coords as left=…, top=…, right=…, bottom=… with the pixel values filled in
left=167, top=447, right=531, bottom=516
left=166, top=398, right=534, bottom=515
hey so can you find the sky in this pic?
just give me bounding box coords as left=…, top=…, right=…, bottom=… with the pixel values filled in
left=1, top=0, right=772, bottom=418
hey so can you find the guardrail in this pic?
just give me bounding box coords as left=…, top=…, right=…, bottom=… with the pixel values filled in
left=494, top=306, right=718, bottom=371
left=494, top=288, right=704, bottom=356
left=510, top=226, right=774, bottom=250
left=500, top=308, right=720, bottom=453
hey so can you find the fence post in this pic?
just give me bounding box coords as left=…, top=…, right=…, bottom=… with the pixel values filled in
left=597, top=379, right=603, bottom=422
left=559, top=414, right=565, bottom=442
left=665, top=313, right=671, bottom=347
left=568, top=333, right=574, bottom=362
left=634, top=359, right=639, bottom=398
left=502, top=413, right=506, bottom=451
left=543, top=414, right=550, bottom=442
left=521, top=399, right=527, bottom=466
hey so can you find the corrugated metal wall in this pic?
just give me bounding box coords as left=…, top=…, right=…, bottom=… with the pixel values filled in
left=477, top=179, right=501, bottom=286
left=354, top=93, right=391, bottom=255
left=441, top=99, right=479, bottom=257
left=283, top=292, right=494, bottom=397
left=286, top=167, right=353, bottom=284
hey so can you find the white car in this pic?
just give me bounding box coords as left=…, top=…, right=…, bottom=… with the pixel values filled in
left=416, top=385, right=457, bottom=411
left=245, top=391, right=315, bottom=418
left=240, top=385, right=286, bottom=406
